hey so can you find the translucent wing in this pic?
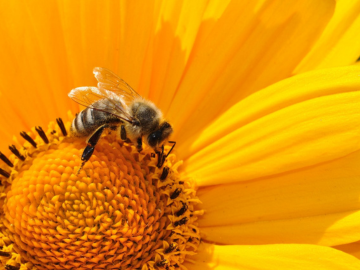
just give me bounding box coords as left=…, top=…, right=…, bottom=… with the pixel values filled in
left=93, top=67, right=141, bottom=104
left=68, top=86, right=135, bottom=123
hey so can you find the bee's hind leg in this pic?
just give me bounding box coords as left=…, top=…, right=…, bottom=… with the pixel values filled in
left=77, top=124, right=109, bottom=174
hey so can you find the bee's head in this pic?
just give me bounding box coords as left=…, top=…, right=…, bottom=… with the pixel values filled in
left=147, top=122, right=173, bottom=149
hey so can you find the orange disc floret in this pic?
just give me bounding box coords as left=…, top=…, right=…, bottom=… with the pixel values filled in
left=0, top=117, right=202, bottom=270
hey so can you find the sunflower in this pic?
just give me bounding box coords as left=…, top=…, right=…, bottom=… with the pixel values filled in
left=1, top=0, right=360, bottom=269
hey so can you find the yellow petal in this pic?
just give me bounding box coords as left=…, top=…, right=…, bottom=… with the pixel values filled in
left=184, top=66, right=360, bottom=186
left=0, top=1, right=77, bottom=148
left=0, top=0, right=334, bottom=147
left=201, top=210, right=360, bottom=246
left=295, top=0, right=360, bottom=73
left=181, top=65, right=360, bottom=160
left=146, top=0, right=212, bottom=106
left=56, top=0, right=162, bottom=89
left=336, top=241, right=360, bottom=260
left=184, top=242, right=360, bottom=270
left=168, top=0, right=334, bottom=140
left=56, top=0, right=222, bottom=106
left=197, top=150, right=360, bottom=246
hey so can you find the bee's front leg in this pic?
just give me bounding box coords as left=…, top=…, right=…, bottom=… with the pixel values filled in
left=155, top=141, right=176, bottom=168
left=77, top=124, right=108, bottom=174
left=136, top=137, right=143, bottom=152
left=156, top=145, right=165, bottom=168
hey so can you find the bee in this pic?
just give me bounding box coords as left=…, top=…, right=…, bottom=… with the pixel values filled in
left=68, top=67, right=175, bottom=172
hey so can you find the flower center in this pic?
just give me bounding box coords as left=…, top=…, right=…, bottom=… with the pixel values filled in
left=0, top=118, right=202, bottom=270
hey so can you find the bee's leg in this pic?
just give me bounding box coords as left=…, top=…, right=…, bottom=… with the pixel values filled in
left=121, top=125, right=132, bottom=143
left=156, top=141, right=176, bottom=168
left=121, top=125, right=127, bottom=140
left=77, top=124, right=108, bottom=174
left=156, top=145, right=165, bottom=168
left=136, top=137, right=143, bottom=152
left=154, top=149, right=161, bottom=165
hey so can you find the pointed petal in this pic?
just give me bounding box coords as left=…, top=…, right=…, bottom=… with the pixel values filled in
left=146, top=0, right=211, bottom=106
left=295, top=0, right=360, bottom=73
left=0, top=0, right=335, bottom=151
left=57, top=0, right=211, bottom=103
left=184, top=242, right=360, bottom=270
left=197, top=150, right=360, bottom=226
left=184, top=66, right=360, bottom=186
left=168, top=0, right=334, bottom=141
left=0, top=1, right=77, bottom=149
left=200, top=209, right=360, bottom=246
left=56, top=0, right=161, bottom=88
left=197, top=150, right=360, bottom=246
left=336, top=241, right=360, bottom=260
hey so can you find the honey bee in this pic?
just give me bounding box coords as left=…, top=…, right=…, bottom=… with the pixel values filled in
left=68, top=67, right=175, bottom=172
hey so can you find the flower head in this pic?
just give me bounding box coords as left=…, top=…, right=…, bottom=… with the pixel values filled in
left=0, top=118, right=202, bottom=269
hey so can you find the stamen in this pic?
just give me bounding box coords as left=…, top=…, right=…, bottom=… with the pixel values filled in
left=0, top=168, right=10, bottom=178
left=35, top=126, right=49, bottom=144
left=0, top=152, right=13, bottom=167
left=160, top=166, right=169, bottom=181
left=164, top=243, right=176, bottom=254
left=56, top=118, right=67, bottom=136
left=9, top=145, right=25, bottom=161
left=156, top=260, right=168, bottom=267
left=176, top=202, right=188, bottom=217
left=5, top=265, right=20, bottom=270
left=20, top=132, right=37, bottom=148
left=174, top=217, right=188, bottom=227
left=0, top=251, right=10, bottom=257
left=170, top=188, right=182, bottom=199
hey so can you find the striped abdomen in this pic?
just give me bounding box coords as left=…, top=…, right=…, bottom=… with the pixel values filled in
left=70, top=107, right=121, bottom=137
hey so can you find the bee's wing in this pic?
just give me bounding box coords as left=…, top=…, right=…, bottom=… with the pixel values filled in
left=93, top=67, right=141, bottom=104
left=68, top=86, right=135, bottom=124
